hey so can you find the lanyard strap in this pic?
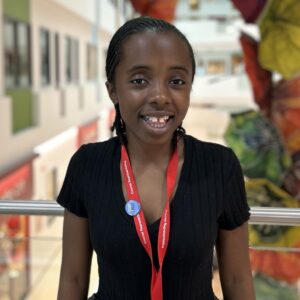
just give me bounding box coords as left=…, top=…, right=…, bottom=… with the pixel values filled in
left=121, top=145, right=178, bottom=300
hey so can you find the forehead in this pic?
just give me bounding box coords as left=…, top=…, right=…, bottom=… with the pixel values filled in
left=118, top=31, right=193, bottom=72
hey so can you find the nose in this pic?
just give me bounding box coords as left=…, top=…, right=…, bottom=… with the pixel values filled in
left=148, top=80, right=171, bottom=105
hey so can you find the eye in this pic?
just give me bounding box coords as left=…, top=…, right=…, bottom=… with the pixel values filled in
left=170, top=78, right=185, bottom=86
left=130, top=78, right=147, bottom=85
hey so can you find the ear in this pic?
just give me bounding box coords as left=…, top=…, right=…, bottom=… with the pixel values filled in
left=105, top=81, right=118, bottom=105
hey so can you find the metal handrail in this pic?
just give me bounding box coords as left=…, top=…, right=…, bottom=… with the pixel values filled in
left=250, top=207, right=300, bottom=226
left=0, top=200, right=300, bottom=226
left=0, top=200, right=63, bottom=216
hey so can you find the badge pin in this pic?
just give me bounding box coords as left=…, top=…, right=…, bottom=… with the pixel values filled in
left=125, top=200, right=140, bottom=216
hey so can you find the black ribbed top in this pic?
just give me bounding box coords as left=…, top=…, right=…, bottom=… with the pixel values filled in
left=57, top=135, right=250, bottom=300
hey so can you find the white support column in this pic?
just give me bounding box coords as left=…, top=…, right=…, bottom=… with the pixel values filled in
left=95, top=0, right=100, bottom=102
left=225, top=55, right=232, bottom=75
left=31, top=0, right=39, bottom=91
left=0, top=0, right=4, bottom=96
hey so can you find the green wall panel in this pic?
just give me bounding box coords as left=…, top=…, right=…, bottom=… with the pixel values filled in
left=3, top=0, right=30, bottom=22
left=7, top=89, right=34, bottom=133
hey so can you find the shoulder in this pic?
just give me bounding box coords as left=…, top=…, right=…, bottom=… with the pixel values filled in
left=185, top=134, right=236, bottom=166
left=68, top=137, right=119, bottom=171
left=74, top=137, right=119, bottom=159
left=80, top=137, right=119, bottom=153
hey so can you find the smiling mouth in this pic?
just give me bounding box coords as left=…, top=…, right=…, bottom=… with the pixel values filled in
left=141, top=115, right=174, bottom=129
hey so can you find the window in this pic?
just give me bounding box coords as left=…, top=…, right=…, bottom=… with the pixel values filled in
left=231, top=54, right=243, bottom=75
left=103, top=48, right=107, bottom=76
left=65, top=37, right=72, bottom=82
left=4, top=19, right=31, bottom=89
left=18, top=23, right=30, bottom=87
left=189, top=0, right=199, bottom=10
left=196, top=59, right=205, bottom=76
left=207, top=60, right=225, bottom=75
left=109, top=0, right=118, bottom=6
left=40, top=29, right=50, bottom=85
left=74, top=40, right=79, bottom=82
left=87, top=44, right=97, bottom=81
left=55, top=33, right=60, bottom=87
left=4, top=21, right=15, bottom=88
left=65, top=36, right=79, bottom=83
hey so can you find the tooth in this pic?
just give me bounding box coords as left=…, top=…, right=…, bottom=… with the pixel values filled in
left=149, top=117, right=158, bottom=122
left=144, top=116, right=171, bottom=123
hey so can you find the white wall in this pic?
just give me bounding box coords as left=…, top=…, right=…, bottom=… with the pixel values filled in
left=0, top=0, right=116, bottom=174
left=99, top=28, right=111, bottom=102
left=52, top=0, right=96, bottom=23
left=33, top=127, right=77, bottom=199
left=99, top=0, right=124, bottom=34
left=31, top=0, right=114, bottom=104
left=190, top=74, right=255, bottom=108
left=52, top=0, right=125, bottom=35
left=175, top=20, right=240, bottom=49
left=176, top=0, right=239, bottom=20
left=0, top=86, right=112, bottom=173
left=0, top=96, right=12, bottom=140
left=98, top=107, right=113, bottom=142
left=31, top=0, right=92, bottom=88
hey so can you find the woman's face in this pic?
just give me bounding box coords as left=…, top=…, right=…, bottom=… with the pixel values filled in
left=107, top=31, right=193, bottom=146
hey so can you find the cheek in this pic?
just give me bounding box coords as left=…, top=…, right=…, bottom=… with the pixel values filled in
left=175, top=92, right=190, bottom=113
left=118, top=104, right=129, bottom=121
left=181, top=105, right=189, bottom=120
left=117, top=101, right=138, bottom=124
left=116, top=92, right=146, bottom=121
left=116, top=86, right=145, bottom=105
left=179, top=100, right=190, bottom=122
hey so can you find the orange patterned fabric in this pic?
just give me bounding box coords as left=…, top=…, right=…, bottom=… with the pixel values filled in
left=271, top=76, right=300, bottom=154
left=240, top=32, right=272, bottom=114
left=130, top=0, right=178, bottom=22
left=250, top=244, right=300, bottom=284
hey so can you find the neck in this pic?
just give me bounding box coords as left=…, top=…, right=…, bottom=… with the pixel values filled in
left=125, top=135, right=175, bottom=166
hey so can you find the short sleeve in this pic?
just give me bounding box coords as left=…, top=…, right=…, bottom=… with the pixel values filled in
left=218, top=149, right=250, bottom=230
left=57, top=145, right=88, bottom=218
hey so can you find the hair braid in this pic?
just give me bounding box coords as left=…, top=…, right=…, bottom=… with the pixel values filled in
left=111, top=103, right=127, bottom=145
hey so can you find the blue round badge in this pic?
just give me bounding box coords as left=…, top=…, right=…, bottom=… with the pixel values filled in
left=125, top=200, right=141, bottom=216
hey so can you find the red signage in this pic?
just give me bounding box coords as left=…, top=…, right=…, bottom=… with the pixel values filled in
left=77, top=119, right=98, bottom=147
left=0, top=162, right=33, bottom=199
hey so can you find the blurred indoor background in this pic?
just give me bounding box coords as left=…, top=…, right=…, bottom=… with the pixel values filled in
left=0, top=0, right=300, bottom=299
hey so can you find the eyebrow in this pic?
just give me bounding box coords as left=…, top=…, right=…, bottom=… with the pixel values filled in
left=170, top=66, right=190, bottom=74
left=126, top=65, right=150, bottom=74
left=126, top=65, right=190, bottom=75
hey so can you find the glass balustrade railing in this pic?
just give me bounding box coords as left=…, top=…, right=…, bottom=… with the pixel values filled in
left=248, top=222, right=300, bottom=300
left=0, top=214, right=98, bottom=300
left=0, top=201, right=300, bottom=300
left=212, top=243, right=300, bottom=300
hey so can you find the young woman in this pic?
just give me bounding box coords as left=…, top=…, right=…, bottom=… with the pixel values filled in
left=57, top=17, right=255, bottom=300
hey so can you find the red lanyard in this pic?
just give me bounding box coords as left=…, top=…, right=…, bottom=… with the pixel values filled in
left=121, top=144, right=178, bottom=300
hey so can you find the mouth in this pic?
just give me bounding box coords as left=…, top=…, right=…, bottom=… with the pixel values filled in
left=140, top=115, right=174, bottom=129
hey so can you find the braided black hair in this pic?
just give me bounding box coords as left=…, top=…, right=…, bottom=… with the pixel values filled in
left=106, top=16, right=195, bottom=146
